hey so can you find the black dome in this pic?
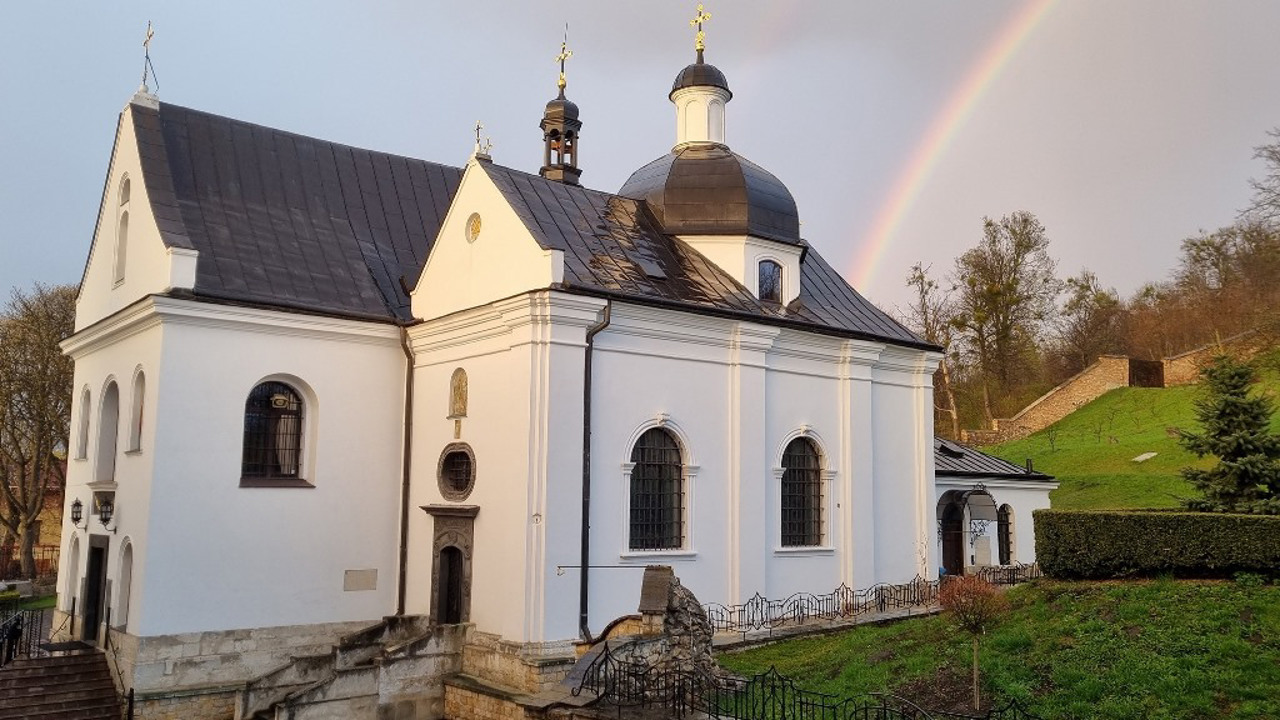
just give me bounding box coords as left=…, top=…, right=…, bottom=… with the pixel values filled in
left=619, top=144, right=800, bottom=245
left=670, top=62, right=732, bottom=100
left=544, top=94, right=579, bottom=121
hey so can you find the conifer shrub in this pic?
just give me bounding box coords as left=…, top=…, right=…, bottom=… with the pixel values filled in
left=1034, top=509, right=1280, bottom=578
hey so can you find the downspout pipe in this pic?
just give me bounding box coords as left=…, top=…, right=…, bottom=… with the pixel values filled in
left=579, top=301, right=611, bottom=642
left=396, top=326, right=415, bottom=615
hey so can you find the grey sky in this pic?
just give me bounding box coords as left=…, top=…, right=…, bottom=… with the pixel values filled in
left=3, top=1, right=1279, bottom=314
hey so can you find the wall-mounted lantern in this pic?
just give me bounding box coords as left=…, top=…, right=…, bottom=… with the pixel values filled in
left=98, top=496, right=118, bottom=534
left=69, top=498, right=85, bottom=529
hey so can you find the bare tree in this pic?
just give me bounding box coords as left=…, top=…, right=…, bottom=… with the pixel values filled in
left=1246, top=128, right=1280, bottom=224
left=951, top=212, right=1060, bottom=426
left=0, top=284, right=76, bottom=578
left=906, top=263, right=961, bottom=438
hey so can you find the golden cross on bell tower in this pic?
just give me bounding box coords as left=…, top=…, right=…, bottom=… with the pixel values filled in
left=690, top=4, right=712, bottom=60
left=555, top=25, right=573, bottom=93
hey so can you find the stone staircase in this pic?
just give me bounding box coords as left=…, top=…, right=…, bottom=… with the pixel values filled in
left=0, top=649, right=121, bottom=720
left=235, top=615, right=466, bottom=720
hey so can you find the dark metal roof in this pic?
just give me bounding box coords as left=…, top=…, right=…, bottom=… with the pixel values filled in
left=934, top=437, right=1055, bottom=481
left=131, top=101, right=462, bottom=323
left=619, top=144, right=801, bottom=245
left=544, top=94, right=580, bottom=122
left=482, top=162, right=929, bottom=348
left=671, top=61, right=732, bottom=99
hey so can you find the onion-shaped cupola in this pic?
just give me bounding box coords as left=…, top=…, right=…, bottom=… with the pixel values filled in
left=619, top=4, right=800, bottom=245
left=540, top=38, right=583, bottom=185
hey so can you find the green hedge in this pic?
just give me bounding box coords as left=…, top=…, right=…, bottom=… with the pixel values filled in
left=1034, top=509, right=1280, bottom=579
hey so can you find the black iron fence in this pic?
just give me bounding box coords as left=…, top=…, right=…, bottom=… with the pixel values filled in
left=704, top=564, right=1042, bottom=635
left=971, top=563, right=1042, bottom=586
left=0, top=607, right=47, bottom=669
left=0, top=544, right=60, bottom=580
left=571, top=643, right=1042, bottom=720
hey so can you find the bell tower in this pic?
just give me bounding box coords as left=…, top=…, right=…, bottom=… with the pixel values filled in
left=540, top=36, right=583, bottom=185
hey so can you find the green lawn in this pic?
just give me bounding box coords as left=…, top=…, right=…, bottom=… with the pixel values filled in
left=717, top=579, right=1280, bottom=719
left=985, top=354, right=1280, bottom=510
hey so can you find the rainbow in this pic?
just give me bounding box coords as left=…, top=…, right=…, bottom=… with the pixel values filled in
left=848, top=0, right=1057, bottom=290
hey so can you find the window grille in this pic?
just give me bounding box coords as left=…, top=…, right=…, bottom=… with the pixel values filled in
left=442, top=451, right=471, bottom=494
left=629, top=428, right=684, bottom=551
left=781, top=437, right=822, bottom=546
left=758, top=260, right=782, bottom=303
left=242, top=382, right=303, bottom=478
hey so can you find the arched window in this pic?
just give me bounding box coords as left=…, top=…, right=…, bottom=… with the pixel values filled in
left=241, top=382, right=304, bottom=481
left=114, top=177, right=130, bottom=285
left=76, top=387, right=91, bottom=460
left=96, top=382, right=120, bottom=484
left=128, top=371, right=145, bottom=452
left=997, top=504, right=1014, bottom=565
left=781, top=437, right=823, bottom=547
left=629, top=428, right=684, bottom=551
left=758, top=260, right=782, bottom=303
left=116, top=543, right=133, bottom=631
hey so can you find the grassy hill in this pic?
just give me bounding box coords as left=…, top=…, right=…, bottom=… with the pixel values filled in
left=719, top=579, right=1280, bottom=719
left=985, top=351, right=1280, bottom=510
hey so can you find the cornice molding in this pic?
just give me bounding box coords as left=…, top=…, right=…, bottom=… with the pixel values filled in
left=63, top=295, right=402, bottom=358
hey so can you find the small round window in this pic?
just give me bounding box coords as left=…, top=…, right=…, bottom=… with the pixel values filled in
left=437, top=443, right=476, bottom=501
left=465, top=213, right=482, bottom=243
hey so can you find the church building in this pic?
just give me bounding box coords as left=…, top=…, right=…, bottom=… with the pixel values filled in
left=53, top=17, right=1051, bottom=720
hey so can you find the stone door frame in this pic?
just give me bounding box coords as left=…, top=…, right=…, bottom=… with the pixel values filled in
left=421, top=504, right=478, bottom=625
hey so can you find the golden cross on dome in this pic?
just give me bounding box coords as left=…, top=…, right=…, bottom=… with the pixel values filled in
left=143, top=21, right=155, bottom=52
left=556, top=26, right=573, bottom=91
left=690, top=4, right=712, bottom=55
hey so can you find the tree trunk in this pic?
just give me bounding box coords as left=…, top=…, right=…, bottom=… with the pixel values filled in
left=18, top=516, right=37, bottom=579
left=972, top=635, right=981, bottom=710
left=980, top=379, right=995, bottom=429
left=940, top=358, right=960, bottom=438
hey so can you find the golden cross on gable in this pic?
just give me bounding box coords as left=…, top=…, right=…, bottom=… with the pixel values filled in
left=556, top=28, right=573, bottom=91
left=689, top=4, right=712, bottom=54
left=143, top=21, right=155, bottom=52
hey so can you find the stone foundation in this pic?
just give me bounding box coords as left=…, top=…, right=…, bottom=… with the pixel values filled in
left=443, top=676, right=530, bottom=720
left=133, top=685, right=239, bottom=720
left=461, top=631, right=576, bottom=694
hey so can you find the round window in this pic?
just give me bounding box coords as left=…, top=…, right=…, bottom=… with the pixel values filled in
left=437, top=443, right=476, bottom=501
left=465, top=213, right=482, bottom=243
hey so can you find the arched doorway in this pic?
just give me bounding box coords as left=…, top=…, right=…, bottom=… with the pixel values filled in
left=937, top=488, right=999, bottom=575
left=437, top=546, right=464, bottom=625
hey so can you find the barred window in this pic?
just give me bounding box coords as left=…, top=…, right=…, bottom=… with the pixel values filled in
left=242, top=382, right=303, bottom=480
left=629, top=428, right=684, bottom=551
left=781, top=437, right=823, bottom=547
left=437, top=443, right=476, bottom=501
left=758, top=260, right=782, bottom=303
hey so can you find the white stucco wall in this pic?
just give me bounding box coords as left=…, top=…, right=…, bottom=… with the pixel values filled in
left=411, top=160, right=563, bottom=322
left=59, top=302, right=164, bottom=635
left=63, top=297, right=406, bottom=637
left=676, top=235, right=803, bottom=304
left=76, top=101, right=197, bottom=332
